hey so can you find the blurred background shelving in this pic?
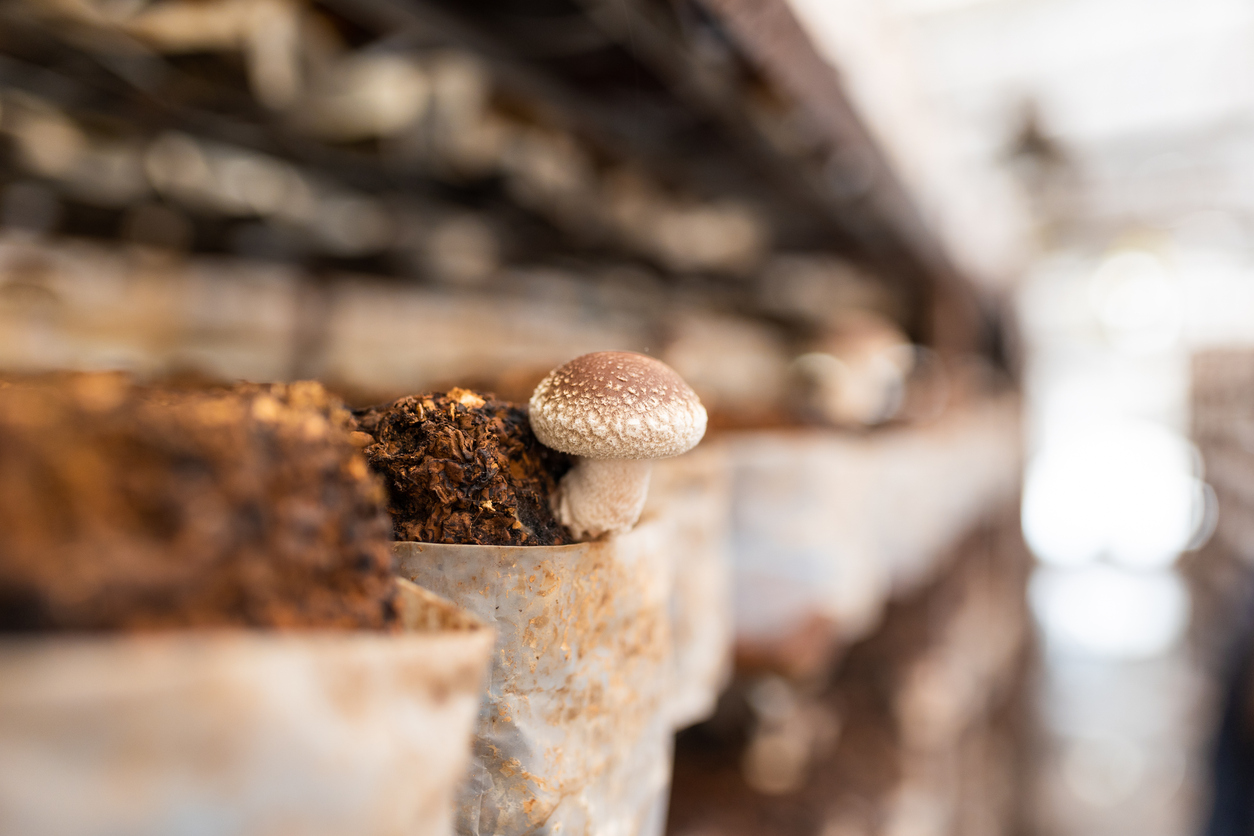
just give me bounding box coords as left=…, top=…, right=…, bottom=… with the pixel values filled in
left=0, top=0, right=1014, bottom=402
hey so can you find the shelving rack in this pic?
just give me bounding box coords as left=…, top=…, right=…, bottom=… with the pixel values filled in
left=0, top=0, right=985, bottom=352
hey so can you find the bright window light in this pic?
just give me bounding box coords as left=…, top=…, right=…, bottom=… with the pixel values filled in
left=1022, top=420, right=1206, bottom=569
left=1089, top=251, right=1181, bottom=355
left=1029, top=565, right=1189, bottom=659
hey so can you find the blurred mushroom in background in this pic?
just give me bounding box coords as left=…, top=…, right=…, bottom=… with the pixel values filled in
left=789, top=311, right=915, bottom=428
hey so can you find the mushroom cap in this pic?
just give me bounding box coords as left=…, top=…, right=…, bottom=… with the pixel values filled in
left=529, top=351, right=707, bottom=460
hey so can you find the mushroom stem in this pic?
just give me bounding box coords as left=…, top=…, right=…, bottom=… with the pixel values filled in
left=552, top=457, right=653, bottom=539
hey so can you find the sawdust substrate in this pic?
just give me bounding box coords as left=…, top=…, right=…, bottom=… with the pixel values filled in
left=354, top=388, right=572, bottom=547
left=0, top=374, right=396, bottom=632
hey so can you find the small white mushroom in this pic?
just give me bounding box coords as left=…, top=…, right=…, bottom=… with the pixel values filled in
left=529, top=351, right=707, bottom=540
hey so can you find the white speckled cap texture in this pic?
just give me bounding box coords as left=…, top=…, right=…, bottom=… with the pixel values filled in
left=529, top=351, right=707, bottom=459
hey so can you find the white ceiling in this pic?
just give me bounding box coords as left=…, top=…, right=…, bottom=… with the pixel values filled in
left=789, top=0, right=1254, bottom=270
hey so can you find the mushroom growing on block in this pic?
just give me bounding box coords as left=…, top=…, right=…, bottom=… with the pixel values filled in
left=529, top=351, right=707, bottom=539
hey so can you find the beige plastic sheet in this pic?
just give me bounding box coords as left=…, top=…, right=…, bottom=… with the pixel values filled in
left=647, top=446, right=734, bottom=730
left=0, top=580, right=493, bottom=836
left=396, top=520, right=677, bottom=836
left=725, top=398, right=1021, bottom=669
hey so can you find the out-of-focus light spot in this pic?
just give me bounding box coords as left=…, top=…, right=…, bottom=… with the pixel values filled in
left=1022, top=420, right=1207, bottom=569
left=1062, top=733, right=1145, bottom=807
left=1029, top=565, right=1189, bottom=659
left=1089, top=251, right=1181, bottom=355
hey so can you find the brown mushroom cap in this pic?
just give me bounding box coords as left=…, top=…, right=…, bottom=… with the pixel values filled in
left=529, top=351, right=707, bottom=460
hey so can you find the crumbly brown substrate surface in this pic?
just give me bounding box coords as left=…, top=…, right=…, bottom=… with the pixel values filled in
left=354, top=389, right=573, bottom=546
left=0, top=375, right=396, bottom=632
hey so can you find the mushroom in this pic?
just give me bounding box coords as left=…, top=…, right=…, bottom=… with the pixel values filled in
left=529, top=351, right=707, bottom=539
left=789, top=311, right=915, bottom=428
